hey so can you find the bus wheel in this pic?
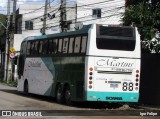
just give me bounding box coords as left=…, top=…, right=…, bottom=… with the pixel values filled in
left=24, top=81, right=28, bottom=95
left=64, top=86, right=72, bottom=105
left=56, top=85, right=64, bottom=103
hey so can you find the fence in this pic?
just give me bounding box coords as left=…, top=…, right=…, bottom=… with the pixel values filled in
left=139, top=53, right=160, bottom=105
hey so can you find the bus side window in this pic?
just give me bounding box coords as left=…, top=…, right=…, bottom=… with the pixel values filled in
left=74, top=36, right=81, bottom=53
left=35, top=41, right=39, bottom=55
left=58, top=39, right=63, bottom=54
left=68, top=37, right=74, bottom=53
left=30, top=41, right=35, bottom=55
left=53, top=39, right=58, bottom=54
left=20, top=43, right=24, bottom=55
left=81, top=36, right=87, bottom=53
left=39, top=41, right=43, bottom=54
left=63, top=38, right=69, bottom=53
left=42, top=40, right=48, bottom=54
left=27, top=42, right=31, bottom=55
left=48, top=39, right=53, bottom=54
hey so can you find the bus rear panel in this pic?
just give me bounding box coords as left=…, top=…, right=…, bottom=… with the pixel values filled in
left=85, top=24, right=141, bottom=102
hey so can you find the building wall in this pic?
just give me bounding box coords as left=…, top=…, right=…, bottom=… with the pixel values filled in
left=77, top=0, right=125, bottom=25
left=14, top=3, right=61, bottom=52
left=13, top=0, right=125, bottom=52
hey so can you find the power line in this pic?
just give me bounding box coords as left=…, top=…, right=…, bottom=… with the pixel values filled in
left=19, top=6, right=124, bottom=31
left=19, top=0, right=121, bottom=23
left=14, top=0, right=125, bottom=31
left=16, top=5, right=124, bottom=30
left=20, top=0, right=55, bottom=15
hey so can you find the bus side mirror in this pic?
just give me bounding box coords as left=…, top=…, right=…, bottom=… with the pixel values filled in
left=13, top=56, right=17, bottom=65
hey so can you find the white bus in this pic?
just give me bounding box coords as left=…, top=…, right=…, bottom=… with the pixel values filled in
left=16, top=24, right=141, bottom=104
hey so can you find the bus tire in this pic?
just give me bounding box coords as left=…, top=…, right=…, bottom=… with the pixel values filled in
left=64, top=86, right=72, bottom=105
left=56, top=85, right=64, bottom=103
left=24, top=80, right=29, bottom=95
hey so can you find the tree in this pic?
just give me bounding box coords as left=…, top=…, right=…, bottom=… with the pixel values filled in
left=0, top=14, right=7, bottom=37
left=123, top=0, right=160, bottom=53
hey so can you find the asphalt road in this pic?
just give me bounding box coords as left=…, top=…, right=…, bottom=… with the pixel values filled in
left=0, top=83, right=159, bottom=119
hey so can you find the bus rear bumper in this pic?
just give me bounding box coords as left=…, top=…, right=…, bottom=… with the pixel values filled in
left=87, top=91, right=139, bottom=102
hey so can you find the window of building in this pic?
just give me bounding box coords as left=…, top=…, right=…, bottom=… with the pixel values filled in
left=92, top=9, right=101, bottom=18
left=25, top=21, right=33, bottom=30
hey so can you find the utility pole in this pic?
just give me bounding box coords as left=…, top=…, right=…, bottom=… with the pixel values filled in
left=10, top=0, right=17, bottom=81
left=75, top=2, right=77, bottom=24
left=42, top=0, right=48, bottom=35
left=4, top=0, right=11, bottom=82
left=60, top=0, right=66, bottom=32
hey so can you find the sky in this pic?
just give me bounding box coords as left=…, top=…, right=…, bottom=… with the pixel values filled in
left=0, top=0, right=45, bottom=14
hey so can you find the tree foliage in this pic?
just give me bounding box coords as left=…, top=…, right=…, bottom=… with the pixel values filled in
left=0, top=14, right=6, bottom=37
left=123, top=0, right=160, bottom=53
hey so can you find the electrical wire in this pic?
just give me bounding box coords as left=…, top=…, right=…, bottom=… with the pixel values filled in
left=19, top=5, right=123, bottom=30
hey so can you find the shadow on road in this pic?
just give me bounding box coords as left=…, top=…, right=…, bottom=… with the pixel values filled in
left=0, top=89, right=123, bottom=110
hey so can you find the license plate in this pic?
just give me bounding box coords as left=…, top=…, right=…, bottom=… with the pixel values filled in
left=110, top=83, right=118, bottom=88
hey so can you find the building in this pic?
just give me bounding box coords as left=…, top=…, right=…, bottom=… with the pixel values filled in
left=76, top=0, right=125, bottom=25
left=14, top=1, right=76, bottom=52
left=14, top=0, right=125, bottom=52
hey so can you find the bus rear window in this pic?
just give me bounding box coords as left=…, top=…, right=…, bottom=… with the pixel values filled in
left=99, top=26, right=133, bottom=37
left=96, top=26, right=136, bottom=51
left=96, top=38, right=135, bottom=51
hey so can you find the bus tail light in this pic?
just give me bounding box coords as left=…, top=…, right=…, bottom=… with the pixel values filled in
left=89, top=67, right=93, bottom=71
left=136, top=74, right=139, bottom=77
left=135, top=69, right=140, bottom=89
left=135, top=87, right=138, bottom=91
left=89, top=72, right=93, bottom=75
left=89, top=81, right=92, bottom=84
left=89, top=77, right=92, bottom=80
left=135, top=83, right=139, bottom=86
left=89, top=67, right=93, bottom=89
left=136, top=70, right=139, bottom=73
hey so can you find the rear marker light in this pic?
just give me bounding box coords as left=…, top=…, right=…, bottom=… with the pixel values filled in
left=135, top=87, right=138, bottom=91
left=89, top=72, right=93, bottom=75
left=135, top=83, right=138, bottom=86
left=136, top=74, right=139, bottom=77
left=89, top=85, right=92, bottom=89
left=89, top=81, right=92, bottom=84
left=136, top=70, right=139, bottom=73
left=89, top=67, right=93, bottom=71
left=89, top=77, right=92, bottom=80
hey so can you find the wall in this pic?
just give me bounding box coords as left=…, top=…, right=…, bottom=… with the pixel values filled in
left=77, top=0, right=125, bottom=25
left=139, top=54, right=160, bottom=105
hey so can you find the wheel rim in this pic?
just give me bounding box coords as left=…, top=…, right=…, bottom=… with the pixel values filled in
left=56, top=86, right=63, bottom=103
left=65, top=89, right=71, bottom=104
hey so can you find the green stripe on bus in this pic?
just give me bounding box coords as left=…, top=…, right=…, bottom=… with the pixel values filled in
left=87, top=91, right=139, bottom=102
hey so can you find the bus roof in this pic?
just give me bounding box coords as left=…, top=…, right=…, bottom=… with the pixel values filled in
left=23, top=24, right=92, bottom=41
